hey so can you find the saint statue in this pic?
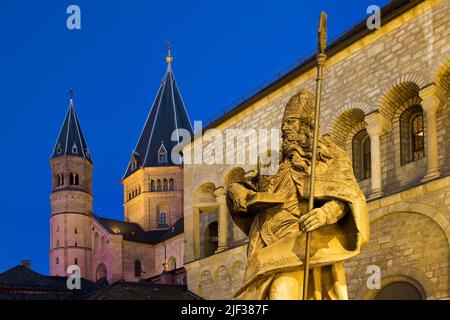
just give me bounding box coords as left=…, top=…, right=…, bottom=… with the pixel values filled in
left=227, top=89, right=370, bottom=300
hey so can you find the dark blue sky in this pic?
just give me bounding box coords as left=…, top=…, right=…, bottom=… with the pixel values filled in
left=0, top=0, right=388, bottom=274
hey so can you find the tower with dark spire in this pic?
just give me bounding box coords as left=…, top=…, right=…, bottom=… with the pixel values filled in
left=49, top=91, right=94, bottom=280
left=122, top=45, right=192, bottom=232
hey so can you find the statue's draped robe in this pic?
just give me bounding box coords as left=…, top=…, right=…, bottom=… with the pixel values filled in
left=228, top=137, right=370, bottom=300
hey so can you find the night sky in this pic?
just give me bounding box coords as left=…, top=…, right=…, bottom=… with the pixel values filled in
left=0, top=0, right=388, bottom=274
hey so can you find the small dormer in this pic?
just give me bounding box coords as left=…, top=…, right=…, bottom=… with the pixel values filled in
left=130, top=152, right=139, bottom=171
left=72, top=143, right=78, bottom=155
left=158, top=142, right=168, bottom=164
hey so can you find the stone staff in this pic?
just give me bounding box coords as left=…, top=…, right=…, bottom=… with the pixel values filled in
left=302, top=11, right=328, bottom=300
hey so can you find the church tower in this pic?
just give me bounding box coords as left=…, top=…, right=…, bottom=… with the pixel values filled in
left=122, top=46, right=193, bottom=232
left=49, top=92, right=94, bottom=280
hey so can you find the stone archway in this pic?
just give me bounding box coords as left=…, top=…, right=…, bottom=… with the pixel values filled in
left=346, top=210, right=449, bottom=300
left=371, top=276, right=426, bottom=300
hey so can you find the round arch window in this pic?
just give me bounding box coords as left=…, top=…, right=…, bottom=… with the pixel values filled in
left=374, top=281, right=424, bottom=300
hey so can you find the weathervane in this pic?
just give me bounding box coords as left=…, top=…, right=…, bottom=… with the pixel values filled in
left=165, top=40, right=173, bottom=63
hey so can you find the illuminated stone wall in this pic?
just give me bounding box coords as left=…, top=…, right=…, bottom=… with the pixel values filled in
left=184, top=0, right=450, bottom=300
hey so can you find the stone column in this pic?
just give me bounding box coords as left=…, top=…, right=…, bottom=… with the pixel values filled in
left=193, top=207, right=201, bottom=260
left=420, top=84, right=442, bottom=182
left=365, top=112, right=391, bottom=199
left=214, top=187, right=229, bottom=253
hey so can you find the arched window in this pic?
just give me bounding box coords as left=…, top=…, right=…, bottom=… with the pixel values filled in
left=74, top=174, right=79, bottom=185
left=352, top=129, right=371, bottom=181
left=56, top=174, right=60, bottom=187
left=61, top=173, right=64, bottom=186
left=204, top=221, right=218, bottom=258
left=150, top=180, right=155, bottom=192
left=74, top=228, right=78, bottom=234
left=400, top=105, right=424, bottom=165
left=74, top=242, right=77, bottom=247
left=74, top=258, right=78, bottom=265
left=72, top=143, right=78, bottom=154
left=168, top=257, right=176, bottom=271
left=138, top=186, right=141, bottom=194
left=96, top=263, right=107, bottom=281
left=159, top=212, right=167, bottom=226
left=94, top=233, right=99, bottom=251
left=56, top=257, right=59, bottom=265
left=134, top=260, right=142, bottom=277
left=163, top=179, right=168, bottom=191
left=169, top=179, right=175, bottom=191
left=70, top=173, right=74, bottom=185
left=157, top=180, right=162, bottom=191
left=410, top=114, right=425, bottom=161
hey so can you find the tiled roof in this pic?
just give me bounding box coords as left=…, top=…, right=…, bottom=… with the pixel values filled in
left=0, top=266, right=104, bottom=300
left=0, top=266, right=199, bottom=300
left=93, top=215, right=184, bottom=245
left=123, top=58, right=193, bottom=179
left=92, top=281, right=201, bottom=300
left=50, top=98, right=92, bottom=163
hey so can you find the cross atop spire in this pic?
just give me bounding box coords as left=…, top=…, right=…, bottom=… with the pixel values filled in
left=68, top=88, right=76, bottom=101
left=165, top=40, right=173, bottom=64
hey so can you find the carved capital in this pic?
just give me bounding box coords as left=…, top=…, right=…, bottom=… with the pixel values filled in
left=365, top=112, right=391, bottom=137
left=419, top=84, right=443, bottom=114
left=214, top=186, right=227, bottom=203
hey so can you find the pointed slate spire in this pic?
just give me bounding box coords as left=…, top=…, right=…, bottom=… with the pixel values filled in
left=123, top=46, right=193, bottom=179
left=51, top=90, right=92, bottom=163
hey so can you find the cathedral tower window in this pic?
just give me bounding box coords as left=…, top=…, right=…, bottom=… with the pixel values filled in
left=134, top=260, right=142, bottom=277
left=169, top=178, right=175, bottom=191
left=75, top=242, right=78, bottom=247
left=150, top=180, right=155, bottom=192
left=74, top=174, right=79, bottom=185
left=74, top=258, right=78, bottom=265
left=74, top=228, right=78, bottom=234
left=61, top=173, right=64, bottom=186
left=400, top=105, right=424, bottom=165
left=163, top=179, right=168, bottom=191
left=157, top=180, right=162, bottom=191
left=72, top=143, right=78, bottom=154
left=159, top=212, right=167, bottom=226
left=56, top=257, right=59, bottom=265
left=352, top=130, right=371, bottom=181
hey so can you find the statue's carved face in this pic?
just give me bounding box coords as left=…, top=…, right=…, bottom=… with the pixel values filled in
left=282, top=118, right=313, bottom=151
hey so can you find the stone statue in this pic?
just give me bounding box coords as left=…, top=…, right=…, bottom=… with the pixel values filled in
left=227, top=89, right=370, bottom=300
